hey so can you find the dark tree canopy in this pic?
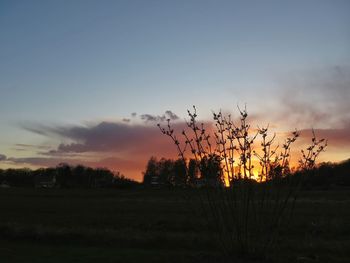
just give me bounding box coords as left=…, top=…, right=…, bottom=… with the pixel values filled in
left=0, top=164, right=138, bottom=189
left=142, top=156, right=223, bottom=187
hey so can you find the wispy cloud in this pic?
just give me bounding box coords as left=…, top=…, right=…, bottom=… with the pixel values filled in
left=274, top=65, right=350, bottom=128
left=12, top=144, right=52, bottom=152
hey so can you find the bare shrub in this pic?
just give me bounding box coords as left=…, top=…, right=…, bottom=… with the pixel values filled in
left=158, top=105, right=327, bottom=260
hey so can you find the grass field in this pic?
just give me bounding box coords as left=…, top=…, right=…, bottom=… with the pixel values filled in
left=0, top=187, right=349, bottom=262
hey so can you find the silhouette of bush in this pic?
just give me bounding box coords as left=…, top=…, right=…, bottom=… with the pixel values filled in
left=158, top=105, right=327, bottom=260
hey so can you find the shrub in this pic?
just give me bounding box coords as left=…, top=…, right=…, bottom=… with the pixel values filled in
left=159, top=105, right=327, bottom=259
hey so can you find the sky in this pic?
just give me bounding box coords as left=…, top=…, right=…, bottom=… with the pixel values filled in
left=0, top=0, right=349, bottom=181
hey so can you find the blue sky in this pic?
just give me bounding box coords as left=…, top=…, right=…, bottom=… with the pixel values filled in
left=0, top=0, right=349, bottom=179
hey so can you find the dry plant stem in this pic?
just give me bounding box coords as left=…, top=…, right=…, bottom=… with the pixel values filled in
left=157, top=120, right=186, bottom=162
left=299, top=129, right=327, bottom=170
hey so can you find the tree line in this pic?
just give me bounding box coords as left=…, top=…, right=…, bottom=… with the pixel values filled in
left=143, top=155, right=224, bottom=187
left=0, top=164, right=138, bottom=189
left=143, top=156, right=350, bottom=189
left=298, top=158, right=350, bottom=189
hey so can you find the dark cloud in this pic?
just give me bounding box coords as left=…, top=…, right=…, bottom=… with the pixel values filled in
left=0, top=154, right=7, bottom=161
left=20, top=120, right=190, bottom=158
left=140, top=110, right=179, bottom=122
left=165, top=110, right=179, bottom=120
left=131, top=112, right=137, bottom=117
left=140, top=114, right=161, bottom=122
left=56, top=143, right=88, bottom=153
left=18, top=109, right=186, bottom=177
left=47, top=122, right=161, bottom=153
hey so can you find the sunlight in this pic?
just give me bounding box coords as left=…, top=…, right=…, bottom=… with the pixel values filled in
left=223, top=166, right=260, bottom=187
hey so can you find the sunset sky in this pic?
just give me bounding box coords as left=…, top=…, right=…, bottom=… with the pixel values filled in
left=0, top=0, right=349, bottom=181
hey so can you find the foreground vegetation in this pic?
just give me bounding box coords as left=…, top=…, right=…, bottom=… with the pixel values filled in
left=0, top=187, right=349, bottom=263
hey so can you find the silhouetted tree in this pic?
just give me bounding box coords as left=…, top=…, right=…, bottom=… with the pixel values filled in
left=112, top=171, right=139, bottom=189
left=56, top=163, right=72, bottom=188
left=199, top=154, right=223, bottom=187
left=158, top=158, right=174, bottom=186
left=172, top=158, right=187, bottom=186
left=187, top=159, right=198, bottom=186
left=143, top=157, right=158, bottom=185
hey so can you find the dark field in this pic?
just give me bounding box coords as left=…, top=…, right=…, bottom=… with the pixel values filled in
left=0, top=188, right=349, bottom=263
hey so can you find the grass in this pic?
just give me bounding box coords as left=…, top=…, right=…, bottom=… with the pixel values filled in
left=0, top=187, right=349, bottom=262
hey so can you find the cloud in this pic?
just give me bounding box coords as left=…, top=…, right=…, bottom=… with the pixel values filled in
left=0, top=154, right=7, bottom=161
left=6, top=157, right=65, bottom=167
left=15, top=108, right=183, bottom=178
left=25, top=122, right=162, bottom=154
left=12, top=144, right=52, bottom=152
left=274, top=64, right=350, bottom=128
left=19, top=110, right=181, bottom=157
left=298, top=122, right=350, bottom=148
left=140, top=110, right=179, bottom=123
left=20, top=124, right=51, bottom=136
left=140, top=114, right=160, bottom=122
left=280, top=124, right=350, bottom=165
left=164, top=110, right=179, bottom=120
